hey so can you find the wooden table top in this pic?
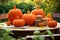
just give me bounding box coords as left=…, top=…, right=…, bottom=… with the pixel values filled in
left=0, top=23, right=60, bottom=31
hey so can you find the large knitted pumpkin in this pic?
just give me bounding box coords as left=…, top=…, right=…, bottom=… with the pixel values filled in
left=13, top=19, right=25, bottom=27
left=22, top=11, right=36, bottom=26
left=8, top=6, right=22, bottom=23
left=31, top=5, right=45, bottom=18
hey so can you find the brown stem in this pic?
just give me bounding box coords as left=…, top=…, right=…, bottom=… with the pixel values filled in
left=13, top=5, right=16, bottom=9
left=36, top=5, right=40, bottom=9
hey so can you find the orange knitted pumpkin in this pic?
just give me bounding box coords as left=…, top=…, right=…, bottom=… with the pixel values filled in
left=46, top=13, right=53, bottom=22
left=31, top=5, right=45, bottom=18
left=8, top=6, right=22, bottom=23
left=47, top=20, right=57, bottom=28
left=5, top=21, right=11, bottom=26
left=22, top=11, right=36, bottom=26
left=13, top=19, right=25, bottom=27
left=39, top=22, right=45, bottom=27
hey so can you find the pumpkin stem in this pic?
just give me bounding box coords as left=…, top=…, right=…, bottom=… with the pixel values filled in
left=47, top=13, right=52, bottom=18
left=27, top=11, right=30, bottom=14
left=36, top=5, right=40, bottom=9
left=13, top=5, right=16, bottom=9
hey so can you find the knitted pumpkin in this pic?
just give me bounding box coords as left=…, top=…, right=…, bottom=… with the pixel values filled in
left=39, top=22, right=45, bottom=27
left=8, top=6, right=22, bottom=23
left=47, top=20, right=57, bottom=28
left=46, top=13, right=53, bottom=22
left=13, top=19, right=25, bottom=27
left=31, top=5, right=45, bottom=18
left=22, top=11, right=36, bottom=26
left=5, top=21, right=11, bottom=26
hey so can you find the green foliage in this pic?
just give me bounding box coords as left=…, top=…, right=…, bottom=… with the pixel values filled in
left=32, top=30, right=54, bottom=40
left=32, top=30, right=45, bottom=40
left=0, top=19, right=8, bottom=23
left=32, top=35, right=45, bottom=40
left=0, top=24, right=26, bottom=40
left=36, top=0, right=57, bottom=14
left=16, top=2, right=35, bottom=13
left=47, top=30, right=54, bottom=40
left=0, top=3, right=13, bottom=14
left=0, top=1, right=59, bottom=14
left=33, top=30, right=40, bottom=35
left=55, top=0, right=60, bottom=13
left=0, top=29, right=15, bottom=40
left=54, top=18, right=60, bottom=22
left=17, top=37, right=26, bottom=40
left=0, top=24, right=15, bottom=40
left=0, top=29, right=26, bottom=40
left=0, top=2, right=34, bottom=14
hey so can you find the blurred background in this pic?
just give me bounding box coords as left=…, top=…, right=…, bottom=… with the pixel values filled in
left=0, top=0, right=60, bottom=22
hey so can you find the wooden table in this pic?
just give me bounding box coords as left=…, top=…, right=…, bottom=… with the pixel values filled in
left=26, top=34, right=60, bottom=40
left=0, top=23, right=60, bottom=38
left=0, top=23, right=59, bottom=30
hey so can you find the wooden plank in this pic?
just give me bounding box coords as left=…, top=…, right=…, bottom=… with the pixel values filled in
left=26, top=34, right=60, bottom=40
left=0, top=14, right=7, bottom=19
left=26, top=34, right=60, bottom=38
left=0, top=23, right=60, bottom=31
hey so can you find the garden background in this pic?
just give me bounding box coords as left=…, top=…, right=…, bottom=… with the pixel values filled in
left=0, top=0, right=60, bottom=22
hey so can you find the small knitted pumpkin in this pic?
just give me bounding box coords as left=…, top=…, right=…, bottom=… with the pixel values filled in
left=47, top=20, right=57, bottom=28
left=5, top=21, right=11, bottom=26
left=13, top=19, right=25, bottom=27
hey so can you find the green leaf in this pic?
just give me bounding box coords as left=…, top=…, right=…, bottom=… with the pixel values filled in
left=39, top=35, right=45, bottom=40
left=4, top=36, right=15, bottom=40
left=0, top=37, right=4, bottom=40
left=33, top=30, right=40, bottom=35
left=32, top=36, right=39, bottom=40
left=0, top=27, right=15, bottom=40
left=47, top=30, right=54, bottom=40
left=32, top=35, right=45, bottom=40
left=21, top=37, right=26, bottom=40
